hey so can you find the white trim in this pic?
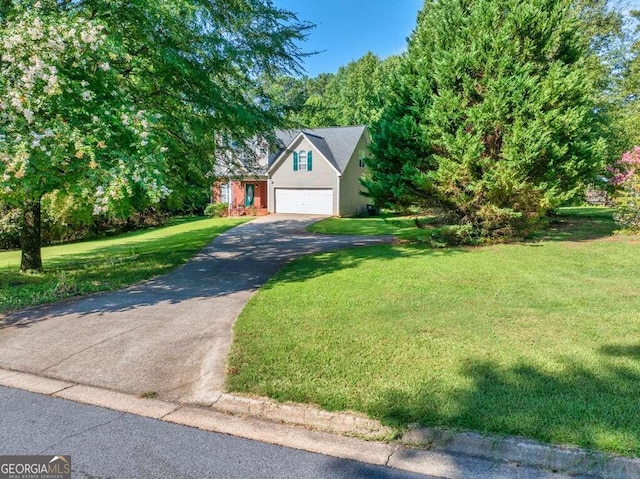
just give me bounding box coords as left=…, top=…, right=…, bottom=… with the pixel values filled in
left=268, top=132, right=305, bottom=172
left=298, top=150, right=308, bottom=171
left=268, top=132, right=342, bottom=177
left=336, top=177, right=340, bottom=216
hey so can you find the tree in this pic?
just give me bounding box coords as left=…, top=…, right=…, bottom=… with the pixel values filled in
left=0, top=0, right=311, bottom=271
left=275, top=53, right=402, bottom=129
left=322, top=52, right=387, bottom=126
left=615, top=9, right=640, bottom=149
left=575, top=0, right=631, bottom=164
left=364, top=0, right=607, bottom=241
left=607, top=146, right=640, bottom=231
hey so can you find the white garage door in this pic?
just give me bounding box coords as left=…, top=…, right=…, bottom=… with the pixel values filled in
left=275, top=189, right=333, bottom=215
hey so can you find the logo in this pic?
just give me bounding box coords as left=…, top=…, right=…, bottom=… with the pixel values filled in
left=0, top=455, right=71, bottom=479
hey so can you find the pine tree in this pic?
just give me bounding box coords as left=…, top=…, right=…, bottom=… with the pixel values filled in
left=364, top=0, right=607, bottom=241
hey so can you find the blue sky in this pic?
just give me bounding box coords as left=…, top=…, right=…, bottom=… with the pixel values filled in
left=273, top=0, right=424, bottom=77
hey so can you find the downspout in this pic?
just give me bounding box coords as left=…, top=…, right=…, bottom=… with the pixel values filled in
left=336, top=174, right=341, bottom=217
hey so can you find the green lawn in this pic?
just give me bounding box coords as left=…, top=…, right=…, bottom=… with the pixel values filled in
left=0, top=216, right=248, bottom=313
left=228, top=208, right=640, bottom=456
left=307, top=214, right=439, bottom=241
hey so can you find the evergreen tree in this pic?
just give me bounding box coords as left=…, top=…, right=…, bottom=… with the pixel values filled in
left=364, top=0, right=607, bottom=241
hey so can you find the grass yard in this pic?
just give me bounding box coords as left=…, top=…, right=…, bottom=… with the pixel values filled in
left=0, top=216, right=248, bottom=313
left=307, top=214, right=439, bottom=241
left=227, top=208, right=640, bottom=456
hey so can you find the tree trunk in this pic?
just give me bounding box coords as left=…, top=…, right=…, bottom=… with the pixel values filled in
left=20, top=197, right=43, bottom=272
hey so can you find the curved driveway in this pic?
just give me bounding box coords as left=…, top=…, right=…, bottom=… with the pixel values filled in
left=0, top=215, right=392, bottom=405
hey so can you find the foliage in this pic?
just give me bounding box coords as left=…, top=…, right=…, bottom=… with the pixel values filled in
left=0, top=195, right=173, bottom=251
left=0, top=201, right=20, bottom=250
left=0, top=0, right=311, bottom=270
left=0, top=216, right=248, bottom=312
left=204, top=203, right=228, bottom=218
left=0, top=3, right=169, bottom=212
left=616, top=9, right=640, bottom=150
left=266, top=52, right=402, bottom=129
left=607, top=146, right=640, bottom=231
left=309, top=52, right=396, bottom=127
left=363, top=0, right=608, bottom=242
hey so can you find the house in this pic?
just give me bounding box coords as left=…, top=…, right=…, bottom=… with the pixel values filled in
left=211, top=125, right=371, bottom=216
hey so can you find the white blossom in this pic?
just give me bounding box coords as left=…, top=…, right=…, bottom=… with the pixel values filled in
left=23, top=109, right=34, bottom=123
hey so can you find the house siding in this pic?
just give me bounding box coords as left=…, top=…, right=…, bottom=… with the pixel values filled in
left=338, top=132, right=370, bottom=216
left=269, top=136, right=340, bottom=215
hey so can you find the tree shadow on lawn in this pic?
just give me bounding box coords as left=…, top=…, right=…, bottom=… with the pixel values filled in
left=259, top=243, right=467, bottom=291
left=369, top=345, right=640, bottom=457
left=530, top=208, right=617, bottom=243
left=1, top=219, right=400, bottom=327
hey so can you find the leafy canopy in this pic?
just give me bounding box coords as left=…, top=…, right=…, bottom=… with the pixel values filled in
left=0, top=0, right=311, bottom=269
left=363, top=0, right=607, bottom=241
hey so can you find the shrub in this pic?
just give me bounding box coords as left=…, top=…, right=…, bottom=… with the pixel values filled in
left=204, top=203, right=228, bottom=217
left=0, top=203, right=21, bottom=250
left=0, top=194, right=171, bottom=252
left=607, top=146, right=640, bottom=233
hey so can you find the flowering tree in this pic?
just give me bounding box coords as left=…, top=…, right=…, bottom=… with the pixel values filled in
left=0, top=3, right=169, bottom=270
left=607, top=146, right=640, bottom=232
left=0, top=0, right=310, bottom=271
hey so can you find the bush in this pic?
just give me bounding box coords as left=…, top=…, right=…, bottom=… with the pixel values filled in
left=607, top=146, right=640, bottom=232
left=0, top=204, right=21, bottom=250
left=204, top=203, right=228, bottom=217
left=0, top=193, right=171, bottom=252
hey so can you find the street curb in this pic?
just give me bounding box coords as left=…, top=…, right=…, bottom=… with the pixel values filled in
left=0, top=367, right=638, bottom=478
left=202, top=391, right=640, bottom=479
left=401, top=427, right=640, bottom=479
left=209, top=392, right=394, bottom=439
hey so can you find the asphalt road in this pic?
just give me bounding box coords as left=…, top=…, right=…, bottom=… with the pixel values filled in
left=0, top=386, right=433, bottom=479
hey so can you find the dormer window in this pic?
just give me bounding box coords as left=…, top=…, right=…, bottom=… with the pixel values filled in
left=298, top=150, right=308, bottom=171
left=293, top=149, right=313, bottom=172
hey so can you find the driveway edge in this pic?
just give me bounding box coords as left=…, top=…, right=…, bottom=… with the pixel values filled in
left=1, top=368, right=638, bottom=478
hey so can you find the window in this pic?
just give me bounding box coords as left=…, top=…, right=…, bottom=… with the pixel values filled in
left=359, top=158, right=365, bottom=168
left=293, top=150, right=313, bottom=172
left=219, top=183, right=230, bottom=204
left=298, top=150, right=307, bottom=171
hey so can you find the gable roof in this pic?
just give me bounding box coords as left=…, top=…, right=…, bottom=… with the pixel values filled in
left=269, top=125, right=367, bottom=174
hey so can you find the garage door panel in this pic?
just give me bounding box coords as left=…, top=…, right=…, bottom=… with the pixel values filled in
left=275, top=189, right=333, bottom=215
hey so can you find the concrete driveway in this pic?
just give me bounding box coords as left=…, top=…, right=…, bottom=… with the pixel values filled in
left=0, top=215, right=392, bottom=405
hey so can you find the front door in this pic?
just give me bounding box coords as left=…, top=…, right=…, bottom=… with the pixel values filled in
left=245, top=184, right=255, bottom=207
